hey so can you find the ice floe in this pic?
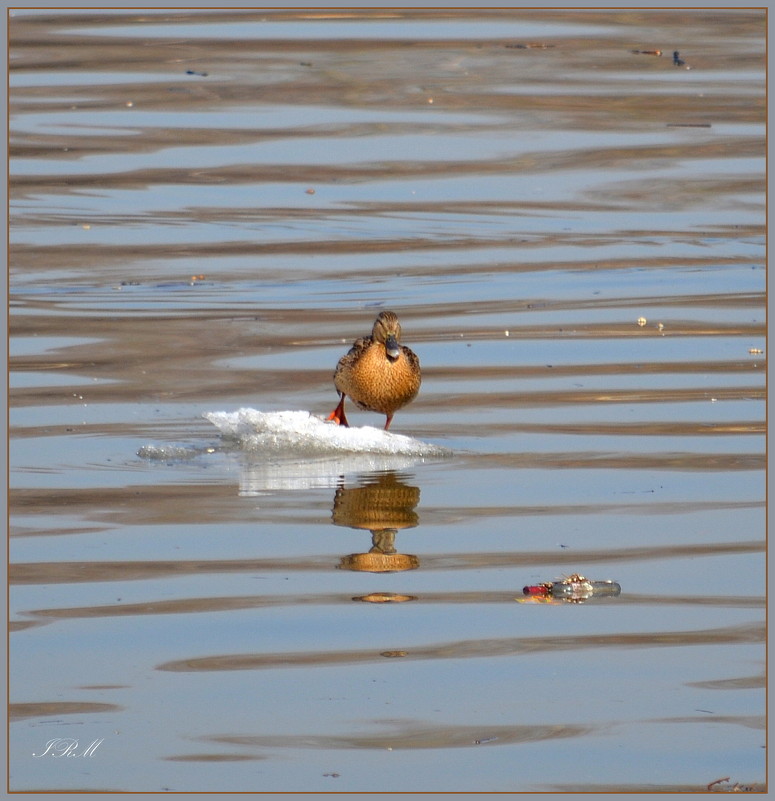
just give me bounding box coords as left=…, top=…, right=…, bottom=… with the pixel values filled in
left=204, top=408, right=451, bottom=493
left=138, top=409, right=450, bottom=494
left=203, top=408, right=450, bottom=458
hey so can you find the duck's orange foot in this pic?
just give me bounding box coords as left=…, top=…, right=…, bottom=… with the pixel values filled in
left=327, top=397, right=349, bottom=427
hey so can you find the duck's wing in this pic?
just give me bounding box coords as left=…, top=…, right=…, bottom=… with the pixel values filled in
left=341, top=335, right=372, bottom=364
left=402, top=345, right=421, bottom=376
left=333, top=335, right=373, bottom=387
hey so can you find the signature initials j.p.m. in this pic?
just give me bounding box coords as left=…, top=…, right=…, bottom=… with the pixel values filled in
left=33, top=738, right=103, bottom=758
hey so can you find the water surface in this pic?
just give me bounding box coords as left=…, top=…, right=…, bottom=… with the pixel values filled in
left=8, top=7, right=766, bottom=794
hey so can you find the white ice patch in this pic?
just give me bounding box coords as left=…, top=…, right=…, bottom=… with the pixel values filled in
left=204, top=408, right=450, bottom=459
left=137, top=409, right=451, bottom=494
left=137, top=443, right=210, bottom=461
left=203, top=408, right=451, bottom=493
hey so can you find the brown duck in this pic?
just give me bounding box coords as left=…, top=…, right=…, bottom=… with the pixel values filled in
left=327, top=311, right=421, bottom=431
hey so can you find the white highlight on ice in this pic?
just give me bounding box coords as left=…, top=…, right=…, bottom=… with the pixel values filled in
left=204, top=408, right=450, bottom=458
left=139, top=409, right=450, bottom=495
left=201, top=409, right=451, bottom=493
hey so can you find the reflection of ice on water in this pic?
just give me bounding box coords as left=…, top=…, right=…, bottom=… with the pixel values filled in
left=236, top=453, right=428, bottom=494
left=204, top=408, right=451, bottom=495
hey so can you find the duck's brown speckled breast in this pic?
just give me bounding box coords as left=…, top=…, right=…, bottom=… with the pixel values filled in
left=335, top=341, right=420, bottom=416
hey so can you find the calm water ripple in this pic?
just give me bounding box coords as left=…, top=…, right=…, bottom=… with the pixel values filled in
left=9, top=8, right=765, bottom=793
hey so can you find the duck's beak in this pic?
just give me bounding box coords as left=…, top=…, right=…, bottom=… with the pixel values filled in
left=385, top=335, right=401, bottom=359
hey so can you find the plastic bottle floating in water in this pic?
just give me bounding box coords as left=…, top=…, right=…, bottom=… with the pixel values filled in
left=521, top=573, right=621, bottom=604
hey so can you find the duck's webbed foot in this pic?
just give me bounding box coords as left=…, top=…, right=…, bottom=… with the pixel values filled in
left=327, top=396, right=349, bottom=427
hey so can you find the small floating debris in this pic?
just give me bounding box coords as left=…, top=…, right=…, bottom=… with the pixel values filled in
left=748, top=348, right=764, bottom=355
left=380, top=651, right=408, bottom=658
left=637, top=316, right=647, bottom=327
left=673, top=50, right=691, bottom=68
left=631, top=49, right=662, bottom=56
left=521, top=573, right=621, bottom=604
left=185, top=69, right=208, bottom=77
left=523, top=584, right=552, bottom=597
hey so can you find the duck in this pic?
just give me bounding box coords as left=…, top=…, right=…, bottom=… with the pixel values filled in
left=326, top=310, right=421, bottom=431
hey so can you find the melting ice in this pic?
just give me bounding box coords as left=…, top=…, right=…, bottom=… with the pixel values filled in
left=203, top=408, right=451, bottom=493
left=204, top=408, right=450, bottom=458
left=139, top=409, right=451, bottom=494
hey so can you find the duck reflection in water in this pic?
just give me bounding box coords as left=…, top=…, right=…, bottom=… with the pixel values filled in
left=333, top=472, right=420, bottom=577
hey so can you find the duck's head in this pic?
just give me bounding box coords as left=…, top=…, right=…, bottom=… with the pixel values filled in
left=373, top=311, right=402, bottom=359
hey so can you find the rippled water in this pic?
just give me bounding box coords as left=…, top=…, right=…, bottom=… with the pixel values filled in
left=8, top=8, right=766, bottom=793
